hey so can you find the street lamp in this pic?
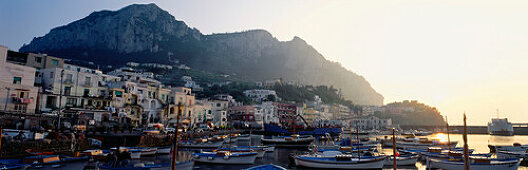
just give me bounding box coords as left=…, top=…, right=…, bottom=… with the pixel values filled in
left=57, top=70, right=64, bottom=131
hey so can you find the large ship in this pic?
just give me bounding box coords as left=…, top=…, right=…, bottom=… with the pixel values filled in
left=488, top=118, right=514, bottom=136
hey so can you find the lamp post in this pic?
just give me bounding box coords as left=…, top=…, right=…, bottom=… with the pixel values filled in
left=57, top=70, right=64, bottom=131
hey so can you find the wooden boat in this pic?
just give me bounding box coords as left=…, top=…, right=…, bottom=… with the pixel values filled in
left=382, top=137, right=457, bottom=150
left=156, top=147, right=171, bottom=154
left=0, top=159, right=30, bottom=170
left=496, top=150, right=528, bottom=159
left=139, top=148, right=157, bottom=157
left=488, top=143, right=528, bottom=153
left=192, top=151, right=258, bottom=164
left=23, top=155, right=61, bottom=164
left=236, top=145, right=275, bottom=152
left=99, top=162, right=172, bottom=170
left=25, top=149, right=54, bottom=156
left=178, top=138, right=224, bottom=148
left=293, top=154, right=386, bottom=169
left=238, top=134, right=251, bottom=141
left=82, top=149, right=108, bottom=161
left=244, top=164, right=287, bottom=170
left=129, top=149, right=142, bottom=159
left=427, top=157, right=521, bottom=170
left=261, top=135, right=314, bottom=147
left=217, top=147, right=265, bottom=158
left=383, top=154, right=419, bottom=166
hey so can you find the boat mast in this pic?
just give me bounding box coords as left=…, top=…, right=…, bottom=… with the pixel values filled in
left=463, top=113, right=469, bottom=170
left=0, top=126, right=2, bottom=158
left=171, top=103, right=182, bottom=170
left=392, top=128, right=396, bottom=170
left=355, top=109, right=360, bottom=160
left=229, top=117, right=233, bottom=153
left=445, top=116, right=451, bottom=152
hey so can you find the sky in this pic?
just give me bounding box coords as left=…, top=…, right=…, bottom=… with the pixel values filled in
left=1, top=0, right=528, bottom=125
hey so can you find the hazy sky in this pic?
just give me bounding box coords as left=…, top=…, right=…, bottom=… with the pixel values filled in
left=1, top=0, right=527, bottom=125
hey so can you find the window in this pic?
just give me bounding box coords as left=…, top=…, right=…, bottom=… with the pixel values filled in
left=66, top=98, right=76, bottom=106
left=84, top=76, right=91, bottom=86
left=161, top=94, right=165, bottom=100
left=34, top=57, right=42, bottom=63
left=51, top=59, right=59, bottom=66
left=114, top=91, right=123, bottom=97
left=49, top=72, right=54, bottom=78
left=84, top=89, right=90, bottom=96
left=65, top=74, right=73, bottom=82
left=64, top=86, right=71, bottom=96
left=13, top=77, right=21, bottom=84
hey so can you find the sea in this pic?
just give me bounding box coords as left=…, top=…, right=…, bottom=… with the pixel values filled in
left=33, top=133, right=528, bottom=170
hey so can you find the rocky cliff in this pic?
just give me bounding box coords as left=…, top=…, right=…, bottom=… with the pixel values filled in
left=20, top=3, right=383, bottom=105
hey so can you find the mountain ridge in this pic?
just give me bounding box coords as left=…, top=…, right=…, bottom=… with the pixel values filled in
left=19, top=3, right=384, bottom=106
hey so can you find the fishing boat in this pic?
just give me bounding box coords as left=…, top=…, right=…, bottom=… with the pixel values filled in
left=236, top=145, right=275, bottom=152
left=496, top=150, right=528, bottom=159
left=261, top=135, right=314, bottom=147
left=488, top=143, right=528, bottom=153
left=178, top=138, right=224, bottom=148
left=216, top=147, right=266, bottom=158
left=238, top=134, right=251, bottom=141
left=381, top=136, right=457, bottom=150
left=129, top=149, right=142, bottom=159
left=293, top=153, right=387, bottom=169
left=245, top=164, right=287, bottom=170
left=0, top=159, right=29, bottom=170
left=82, top=149, right=108, bottom=161
left=383, top=154, right=419, bottom=166
left=25, top=149, right=54, bottom=156
left=192, top=151, right=258, bottom=164
left=427, top=157, right=521, bottom=170
left=156, top=147, right=171, bottom=154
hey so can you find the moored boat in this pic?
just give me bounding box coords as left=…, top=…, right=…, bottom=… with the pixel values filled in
left=496, top=150, right=528, bottom=159
left=427, top=157, right=521, bottom=170
left=192, top=151, right=258, bottom=164
left=261, top=135, right=314, bottom=147
left=179, top=138, right=224, bottom=148
left=488, top=143, right=528, bottom=153
left=236, top=145, right=275, bottom=152
left=293, top=154, right=386, bottom=169
left=383, top=154, right=419, bottom=166
left=156, top=147, right=171, bottom=154
left=216, top=147, right=266, bottom=158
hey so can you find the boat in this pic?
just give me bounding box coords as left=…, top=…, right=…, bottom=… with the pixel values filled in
left=383, top=154, right=419, bottom=166
left=238, top=134, right=251, bottom=141
left=156, top=147, right=171, bottom=154
left=82, top=149, right=108, bottom=161
left=25, top=149, right=54, bottom=156
left=427, top=157, right=521, bottom=170
left=488, top=118, right=514, bottom=136
left=236, top=145, right=275, bottom=152
left=381, top=136, right=457, bottom=150
left=192, top=151, right=258, bottom=164
left=261, top=135, right=314, bottom=147
left=23, top=155, right=61, bottom=164
left=293, top=154, right=387, bottom=169
left=488, top=143, right=528, bottom=153
left=129, top=149, right=142, bottom=159
left=216, top=147, right=266, bottom=158
left=99, top=162, right=172, bottom=170
left=139, top=148, right=157, bottom=157
left=245, top=164, right=287, bottom=170
left=0, top=159, right=29, bottom=170
left=178, top=138, right=224, bottom=148
left=496, top=150, right=528, bottom=159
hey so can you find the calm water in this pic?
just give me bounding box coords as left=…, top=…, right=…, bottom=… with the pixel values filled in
left=35, top=133, right=528, bottom=169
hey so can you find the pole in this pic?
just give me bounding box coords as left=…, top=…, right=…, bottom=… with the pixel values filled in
left=392, top=128, right=396, bottom=170
left=0, top=126, right=3, bottom=158
left=171, top=103, right=182, bottom=170
left=57, top=70, right=64, bottom=131
left=4, top=88, right=10, bottom=112
left=355, top=111, right=360, bottom=160
left=445, top=116, right=451, bottom=152
left=229, top=118, right=233, bottom=153
left=463, top=113, right=469, bottom=170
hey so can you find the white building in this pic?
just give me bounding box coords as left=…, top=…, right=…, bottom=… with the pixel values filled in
left=243, top=89, right=278, bottom=103
left=258, top=101, right=279, bottom=124
left=350, top=116, right=392, bottom=130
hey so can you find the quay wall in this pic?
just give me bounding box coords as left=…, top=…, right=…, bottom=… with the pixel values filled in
left=400, top=125, right=528, bottom=135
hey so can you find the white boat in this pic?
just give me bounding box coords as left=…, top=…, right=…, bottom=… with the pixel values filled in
left=238, top=134, right=251, bottom=141
left=427, top=157, right=521, bottom=170
left=488, top=143, right=528, bottom=153
left=156, top=147, right=171, bottom=154
left=139, top=148, right=157, bottom=156
left=383, top=154, right=419, bottom=166
left=129, top=149, right=142, bottom=159
left=236, top=145, right=275, bottom=152
left=217, top=147, right=266, bottom=158
left=382, top=137, right=457, bottom=150
left=488, top=118, right=514, bottom=136
left=294, top=154, right=386, bottom=169
left=179, top=138, right=224, bottom=148
left=261, top=135, right=314, bottom=147
left=193, top=151, right=258, bottom=164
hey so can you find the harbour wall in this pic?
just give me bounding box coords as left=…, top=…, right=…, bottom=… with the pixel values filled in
left=400, top=125, right=528, bottom=135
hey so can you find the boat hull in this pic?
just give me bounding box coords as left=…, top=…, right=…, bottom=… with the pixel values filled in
left=489, top=131, right=514, bottom=136
left=179, top=140, right=224, bottom=148
left=294, top=156, right=386, bottom=169
left=157, top=147, right=171, bottom=154
left=383, top=156, right=419, bottom=166
left=193, top=153, right=258, bottom=164
left=428, top=158, right=521, bottom=170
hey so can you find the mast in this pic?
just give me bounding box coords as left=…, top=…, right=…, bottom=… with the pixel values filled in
left=0, top=126, right=3, bottom=158
left=392, top=128, right=396, bottom=170
left=171, top=103, right=182, bottom=170
left=355, top=110, right=360, bottom=160
left=229, top=119, right=233, bottom=153
left=463, top=113, right=469, bottom=170
left=445, top=116, right=451, bottom=152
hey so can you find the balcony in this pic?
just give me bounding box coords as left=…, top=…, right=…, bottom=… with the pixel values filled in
left=12, top=97, right=32, bottom=104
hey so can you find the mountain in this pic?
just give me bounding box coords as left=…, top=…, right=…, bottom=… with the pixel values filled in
left=19, top=3, right=383, bottom=106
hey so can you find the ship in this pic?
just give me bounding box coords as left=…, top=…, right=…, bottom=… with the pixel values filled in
left=488, top=118, right=514, bottom=136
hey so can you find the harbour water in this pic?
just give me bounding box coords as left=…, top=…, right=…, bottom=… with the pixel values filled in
left=27, top=133, right=528, bottom=170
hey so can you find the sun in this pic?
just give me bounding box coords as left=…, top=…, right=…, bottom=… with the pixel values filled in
left=434, top=133, right=449, bottom=143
